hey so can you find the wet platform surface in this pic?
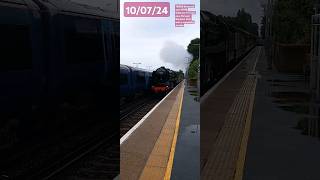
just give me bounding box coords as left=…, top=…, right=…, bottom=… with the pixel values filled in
left=171, top=81, right=200, bottom=180
left=244, top=49, right=320, bottom=180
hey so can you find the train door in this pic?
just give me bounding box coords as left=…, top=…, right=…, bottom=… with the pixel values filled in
left=127, top=67, right=134, bottom=96
left=0, top=0, right=43, bottom=167
left=145, top=72, right=152, bottom=91
left=311, top=16, right=320, bottom=101
left=102, top=18, right=119, bottom=123
left=38, top=13, right=106, bottom=130
left=61, top=15, right=105, bottom=107
left=102, top=18, right=119, bottom=87
left=135, top=70, right=146, bottom=93
left=120, top=66, right=131, bottom=97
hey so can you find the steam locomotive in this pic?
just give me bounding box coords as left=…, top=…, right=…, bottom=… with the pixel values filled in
left=151, top=67, right=184, bottom=94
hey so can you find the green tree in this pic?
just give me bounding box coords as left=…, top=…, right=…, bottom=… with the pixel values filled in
left=187, top=38, right=200, bottom=60
left=222, top=9, right=259, bottom=35
left=177, top=70, right=184, bottom=80
left=272, top=0, right=313, bottom=43
left=188, top=59, right=199, bottom=80
left=236, top=8, right=253, bottom=29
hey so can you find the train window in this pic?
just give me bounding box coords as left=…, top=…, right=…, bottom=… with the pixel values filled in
left=316, top=27, right=318, bottom=55
left=102, top=21, right=110, bottom=56
left=120, top=73, right=128, bottom=85
left=312, top=26, right=315, bottom=56
left=0, top=24, right=32, bottom=71
left=110, top=21, right=120, bottom=63
left=316, top=26, right=319, bottom=56
left=314, top=26, right=316, bottom=56
left=64, top=18, right=104, bottom=64
left=136, top=72, right=145, bottom=83
left=113, top=21, right=120, bottom=50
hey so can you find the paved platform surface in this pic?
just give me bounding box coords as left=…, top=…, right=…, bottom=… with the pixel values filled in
left=120, top=82, right=184, bottom=180
left=244, top=48, right=320, bottom=180
left=201, top=47, right=261, bottom=180
left=171, top=82, right=200, bottom=180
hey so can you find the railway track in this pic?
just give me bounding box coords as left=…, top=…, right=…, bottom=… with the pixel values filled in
left=22, top=96, right=161, bottom=180
left=32, top=96, right=161, bottom=180
left=120, top=96, right=161, bottom=137
left=26, top=130, right=119, bottom=180
left=120, top=96, right=153, bottom=121
left=48, top=134, right=119, bottom=180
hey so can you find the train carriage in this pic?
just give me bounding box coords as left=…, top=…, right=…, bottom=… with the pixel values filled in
left=120, top=64, right=152, bottom=100
left=0, top=0, right=119, bottom=178
left=120, top=64, right=132, bottom=98
left=200, top=11, right=257, bottom=96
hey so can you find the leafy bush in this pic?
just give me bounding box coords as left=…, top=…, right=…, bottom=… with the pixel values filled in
left=272, top=0, right=313, bottom=44
left=188, top=59, right=199, bottom=80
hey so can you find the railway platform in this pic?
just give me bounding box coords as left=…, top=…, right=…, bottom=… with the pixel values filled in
left=171, top=82, right=200, bottom=180
left=243, top=48, right=320, bottom=179
left=120, top=79, right=200, bottom=180
left=201, top=46, right=320, bottom=180
left=120, top=81, right=185, bottom=180
left=201, top=46, right=261, bottom=180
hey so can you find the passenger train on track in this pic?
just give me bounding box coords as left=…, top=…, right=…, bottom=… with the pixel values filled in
left=120, top=65, right=184, bottom=100
left=0, top=0, right=119, bottom=178
left=200, top=11, right=257, bottom=95
left=120, top=64, right=152, bottom=99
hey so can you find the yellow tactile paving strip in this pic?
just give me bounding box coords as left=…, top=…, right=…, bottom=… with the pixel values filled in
left=120, top=82, right=184, bottom=180
left=234, top=49, right=261, bottom=180
left=139, top=83, right=184, bottom=180
left=201, top=47, right=261, bottom=180
left=201, top=76, right=256, bottom=180
left=163, top=85, right=184, bottom=180
left=234, top=77, right=257, bottom=180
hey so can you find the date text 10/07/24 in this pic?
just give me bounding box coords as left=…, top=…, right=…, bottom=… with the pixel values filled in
left=124, top=2, right=170, bottom=17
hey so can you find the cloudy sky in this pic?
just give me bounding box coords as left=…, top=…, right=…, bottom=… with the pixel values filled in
left=201, top=0, right=266, bottom=25
left=70, top=0, right=264, bottom=71
left=120, top=0, right=200, bottom=71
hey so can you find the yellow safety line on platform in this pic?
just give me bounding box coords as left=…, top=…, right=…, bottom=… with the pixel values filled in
left=234, top=48, right=261, bottom=180
left=163, top=85, right=185, bottom=180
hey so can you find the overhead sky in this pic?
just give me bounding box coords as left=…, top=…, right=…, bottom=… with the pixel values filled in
left=70, top=0, right=264, bottom=71
left=120, top=0, right=200, bottom=72
left=201, top=0, right=266, bottom=25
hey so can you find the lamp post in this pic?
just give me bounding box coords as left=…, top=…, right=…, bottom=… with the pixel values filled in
left=133, top=62, right=141, bottom=68
left=184, top=57, right=191, bottom=82
left=146, top=66, right=153, bottom=71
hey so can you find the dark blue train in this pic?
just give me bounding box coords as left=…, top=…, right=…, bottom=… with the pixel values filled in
left=0, top=0, right=119, bottom=178
left=120, top=64, right=152, bottom=99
